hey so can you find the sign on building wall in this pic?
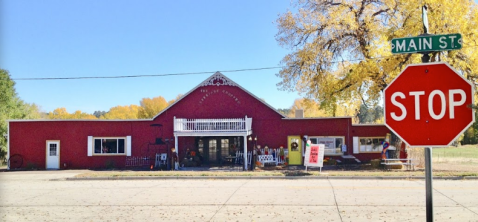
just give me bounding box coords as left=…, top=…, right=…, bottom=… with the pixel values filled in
left=304, top=143, right=325, bottom=169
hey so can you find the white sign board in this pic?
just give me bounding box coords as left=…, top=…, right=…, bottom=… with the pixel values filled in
left=304, top=144, right=325, bottom=168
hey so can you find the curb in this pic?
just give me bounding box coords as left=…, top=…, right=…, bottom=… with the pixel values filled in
left=59, top=176, right=478, bottom=181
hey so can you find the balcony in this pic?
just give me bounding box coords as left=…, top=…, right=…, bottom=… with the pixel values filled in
left=173, top=116, right=252, bottom=136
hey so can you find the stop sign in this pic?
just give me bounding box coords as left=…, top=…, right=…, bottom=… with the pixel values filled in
left=384, top=62, right=475, bottom=147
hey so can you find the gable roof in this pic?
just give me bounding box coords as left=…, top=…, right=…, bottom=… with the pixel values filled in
left=152, top=72, right=286, bottom=119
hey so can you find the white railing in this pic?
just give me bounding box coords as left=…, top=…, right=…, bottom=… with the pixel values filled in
left=125, top=156, right=153, bottom=167
left=174, top=116, right=252, bottom=133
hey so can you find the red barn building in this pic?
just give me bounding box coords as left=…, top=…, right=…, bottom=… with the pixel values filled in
left=7, top=72, right=392, bottom=170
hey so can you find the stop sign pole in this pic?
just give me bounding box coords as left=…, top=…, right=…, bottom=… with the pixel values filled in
left=387, top=5, right=474, bottom=222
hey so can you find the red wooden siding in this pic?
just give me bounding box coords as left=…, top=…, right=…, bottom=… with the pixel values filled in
left=8, top=74, right=391, bottom=169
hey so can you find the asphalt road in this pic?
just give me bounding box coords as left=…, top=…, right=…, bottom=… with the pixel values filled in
left=0, top=170, right=477, bottom=221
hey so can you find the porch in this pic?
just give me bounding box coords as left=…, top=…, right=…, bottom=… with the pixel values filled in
left=173, top=116, right=253, bottom=170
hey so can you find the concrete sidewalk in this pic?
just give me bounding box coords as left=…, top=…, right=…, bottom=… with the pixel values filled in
left=1, top=170, right=478, bottom=221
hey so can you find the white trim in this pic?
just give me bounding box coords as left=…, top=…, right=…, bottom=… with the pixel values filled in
left=174, top=132, right=248, bottom=137
left=152, top=72, right=286, bottom=119
left=283, top=116, right=353, bottom=120
left=87, top=136, right=93, bottom=156
left=6, top=122, right=10, bottom=170
left=356, top=136, right=385, bottom=153
left=126, top=136, right=132, bottom=156
left=91, top=137, right=127, bottom=155
left=46, top=140, right=60, bottom=169
left=352, top=123, right=386, bottom=126
left=8, top=119, right=152, bottom=122
left=353, top=137, right=359, bottom=154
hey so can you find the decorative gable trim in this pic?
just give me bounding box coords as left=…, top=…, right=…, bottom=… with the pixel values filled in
left=199, top=72, right=238, bottom=87
left=152, top=71, right=286, bottom=119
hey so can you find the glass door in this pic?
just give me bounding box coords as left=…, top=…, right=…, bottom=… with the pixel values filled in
left=208, top=139, right=217, bottom=163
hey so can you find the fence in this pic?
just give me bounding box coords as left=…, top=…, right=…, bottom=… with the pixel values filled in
left=235, top=149, right=288, bottom=166
left=125, top=156, right=153, bottom=167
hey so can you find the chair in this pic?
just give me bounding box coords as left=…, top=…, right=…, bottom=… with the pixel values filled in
left=155, top=153, right=168, bottom=167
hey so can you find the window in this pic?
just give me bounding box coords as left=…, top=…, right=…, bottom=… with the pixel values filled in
left=94, top=138, right=126, bottom=154
left=309, top=137, right=344, bottom=155
left=49, top=143, right=57, bottom=156
left=359, top=137, right=385, bottom=153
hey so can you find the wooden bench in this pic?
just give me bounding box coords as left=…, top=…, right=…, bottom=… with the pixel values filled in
left=258, top=155, right=276, bottom=166
left=381, top=159, right=414, bottom=170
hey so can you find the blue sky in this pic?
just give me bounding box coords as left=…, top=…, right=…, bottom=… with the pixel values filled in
left=1, top=0, right=299, bottom=114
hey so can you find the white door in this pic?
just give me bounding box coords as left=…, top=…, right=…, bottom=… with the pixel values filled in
left=46, top=141, right=60, bottom=169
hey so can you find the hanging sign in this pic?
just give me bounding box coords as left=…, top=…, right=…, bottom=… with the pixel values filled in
left=304, top=143, right=325, bottom=168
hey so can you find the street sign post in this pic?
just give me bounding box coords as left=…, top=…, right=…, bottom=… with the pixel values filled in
left=391, top=33, right=462, bottom=54
left=389, top=6, right=471, bottom=222
left=384, top=62, right=475, bottom=147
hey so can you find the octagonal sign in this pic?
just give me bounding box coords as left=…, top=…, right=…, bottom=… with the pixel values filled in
left=384, top=62, right=475, bottom=147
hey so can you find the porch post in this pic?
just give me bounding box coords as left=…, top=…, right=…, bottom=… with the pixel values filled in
left=175, top=135, right=178, bottom=170
left=243, top=135, right=248, bottom=170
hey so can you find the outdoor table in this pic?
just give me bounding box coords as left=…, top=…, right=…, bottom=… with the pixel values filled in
left=223, top=156, right=237, bottom=165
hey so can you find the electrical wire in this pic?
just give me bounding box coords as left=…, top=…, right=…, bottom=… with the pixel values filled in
left=11, top=67, right=282, bottom=81
left=9, top=44, right=478, bottom=81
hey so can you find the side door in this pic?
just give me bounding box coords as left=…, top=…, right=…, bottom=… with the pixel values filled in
left=46, top=141, right=60, bottom=169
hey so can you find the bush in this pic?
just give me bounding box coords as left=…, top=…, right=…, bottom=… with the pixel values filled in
left=0, top=146, right=7, bottom=165
left=105, top=159, right=116, bottom=169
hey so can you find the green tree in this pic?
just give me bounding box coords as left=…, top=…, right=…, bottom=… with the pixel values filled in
left=275, top=0, right=478, bottom=108
left=277, top=108, right=291, bottom=116
left=93, top=110, right=107, bottom=119
left=461, top=102, right=478, bottom=144
left=0, top=69, right=41, bottom=163
left=357, top=104, right=384, bottom=124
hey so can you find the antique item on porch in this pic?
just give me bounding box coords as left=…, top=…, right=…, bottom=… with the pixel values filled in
left=279, top=146, right=285, bottom=161
left=256, top=145, right=262, bottom=155
left=381, top=141, right=390, bottom=160
left=171, top=147, right=178, bottom=170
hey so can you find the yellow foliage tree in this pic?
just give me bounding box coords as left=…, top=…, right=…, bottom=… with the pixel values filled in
left=288, top=98, right=361, bottom=121
left=103, top=105, right=140, bottom=119
left=276, top=0, right=478, bottom=108
left=288, top=98, right=329, bottom=118
left=47, top=108, right=97, bottom=119
left=138, top=96, right=170, bottom=119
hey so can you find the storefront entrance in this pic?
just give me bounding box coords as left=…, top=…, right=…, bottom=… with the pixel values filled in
left=196, top=136, right=242, bottom=165
left=288, top=136, right=302, bottom=165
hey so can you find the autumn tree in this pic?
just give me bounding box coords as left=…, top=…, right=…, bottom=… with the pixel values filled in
left=288, top=98, right=329, bottom=118
left=276, top=0, right=478, bottom=109
left=138, top=95, right=180, bottom=119
left=103, top=105, right=140, bottom=119
left=47, top=108, right=97, bottom=119
left=288, top=98, right=361, bottom=120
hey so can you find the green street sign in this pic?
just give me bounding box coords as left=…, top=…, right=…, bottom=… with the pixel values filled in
left=391, top=33, right=462, bottom=54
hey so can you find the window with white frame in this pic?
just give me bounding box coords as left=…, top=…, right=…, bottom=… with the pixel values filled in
left=94, top=138, right=126, bottom=154
left=359, top=137, right=385, bottom=153
left=309, top=137, right=344, bottom=155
